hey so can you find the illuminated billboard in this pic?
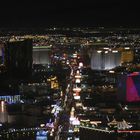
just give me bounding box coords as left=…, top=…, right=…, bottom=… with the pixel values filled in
left=36, top=130, right=48, bottom=140
left=118, top=72, right=140, bottom=102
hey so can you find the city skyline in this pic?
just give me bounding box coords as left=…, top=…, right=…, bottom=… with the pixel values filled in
left=0, top=27, right=140, bottom=140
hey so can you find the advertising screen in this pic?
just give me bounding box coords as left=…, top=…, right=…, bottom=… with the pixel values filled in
left=126, top=74, right=140, bottom=102
left=36, top=130, right=48, bottom=140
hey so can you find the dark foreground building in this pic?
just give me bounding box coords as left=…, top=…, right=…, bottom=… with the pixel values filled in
left=4, top=39, right=33, bottom=79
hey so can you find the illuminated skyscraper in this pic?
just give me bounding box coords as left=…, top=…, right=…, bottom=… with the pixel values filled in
left=91, top=50, right=121, bottom=70
left=0, top=101, right=8, bottom=123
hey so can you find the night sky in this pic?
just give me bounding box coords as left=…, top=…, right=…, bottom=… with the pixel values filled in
left=0, top=0, right=140, bottom=27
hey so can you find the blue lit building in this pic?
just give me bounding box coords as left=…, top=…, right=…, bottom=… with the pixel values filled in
left=0, top=95, right=21, bottom=104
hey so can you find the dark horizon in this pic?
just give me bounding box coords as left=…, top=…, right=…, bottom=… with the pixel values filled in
left=0, top=1, right=140, bottom=28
